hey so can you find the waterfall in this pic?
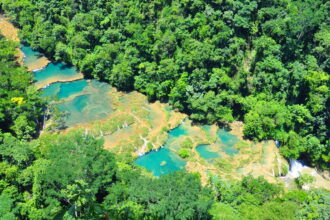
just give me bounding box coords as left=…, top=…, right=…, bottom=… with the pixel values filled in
left=275, top=140, right=280, bottom=148
left=288, top=159, right=305, bottom=178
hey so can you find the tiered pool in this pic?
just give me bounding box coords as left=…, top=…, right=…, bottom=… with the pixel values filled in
left=34, top=63, right=80, bottom=82
left=42, top=80, right=115, bottom=127
left=134, top=148, right=186, bottom=176
left=41, top=80, right=88, bottom=99
left=217, top=129, right=239, bottom=156
left=24, top=45, right=241, bottom=177
left=135, top=122, right=241, bottom=175
left=196, top=144, right=220, bottom=159
left=23, top=45, right=114, bottom=127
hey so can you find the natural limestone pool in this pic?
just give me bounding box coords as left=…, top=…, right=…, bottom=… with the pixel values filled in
left=217, top=129, right=239, bottom=156
left=34, top=62, right=83, bottom=88
left=41, top=80, right=88, bottom=99
left=134, top=148, right=186, bottom=176
left=43, top=80, right=115, bottom=127
left=196, top=144, right=220, bottom=159
left=25, top=44, right=241, bottom=177
left=21, top=44, right=43, bottom=67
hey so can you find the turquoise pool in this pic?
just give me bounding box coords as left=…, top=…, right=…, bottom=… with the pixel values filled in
left=21, top=44, right=43, bottom=68
left=41, top=80, right=88, bottom=99
left=134, top=148, right=186, bottom=176
left=196, top=144, right=220, bottom=159
left=34, top=62, right=80, bottom=83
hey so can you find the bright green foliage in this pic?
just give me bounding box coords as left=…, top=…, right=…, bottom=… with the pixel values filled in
left=296, top=190, right=330, bottom=220
left=181, top=137, right=193, bottom=149
left=0, top=1, right=330, bottom=218
left=212, top=175, right=281, bottom=206
left=0, top=195, right=16, bottom=220
left=210, top=175, right=330, bottom=220
left=0, top=36, right=45, bottom=140
left=0, top=132, right=117, bottom=219
left=295, top=174, right=315, bottom=189
left=178, top=148, right=190, bottom=158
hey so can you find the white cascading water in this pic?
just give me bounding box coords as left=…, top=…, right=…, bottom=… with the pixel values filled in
left=288, top=159, right=305, bottom=178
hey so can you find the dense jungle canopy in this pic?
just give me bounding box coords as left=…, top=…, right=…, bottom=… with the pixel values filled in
left=0, top=0, right=329, bottom=219
left=1, top=0, right=329, bottom=168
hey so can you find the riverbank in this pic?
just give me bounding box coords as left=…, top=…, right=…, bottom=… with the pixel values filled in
left=0, top=14, right=50, bottom=71
left=0, top=15, right=23, bottom=65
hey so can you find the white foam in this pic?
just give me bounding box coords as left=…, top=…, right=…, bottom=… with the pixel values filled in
left=288, top=159, right=305, bottom=178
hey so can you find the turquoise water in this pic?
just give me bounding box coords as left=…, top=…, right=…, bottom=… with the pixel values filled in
left=23, top=45, right=113, bottom=126
left=55, top=81, right=115, bottom=126
left=34, top=63, right=80, bottom=83
left=21, top=44, right=42, bottom=68
left=58, top=95, right=89, bottom=112
left=168, top=124, right=187, bottom=138
left=196, top=144, right=220, bottom=159
left=217, top=129, right=239, bottom=147
left=217, top=129, right=239, bottom=156
left=42, top=80, right=88, bottom=99
left=134, top=148, right=186, bottom=176
left=135, top=124, right=190, bottom=175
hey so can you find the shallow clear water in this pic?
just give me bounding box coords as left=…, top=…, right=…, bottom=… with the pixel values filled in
left=196, top=144, right=220, bottom=159
left=217, top=129, right=239, bottom=146
left=58, top=95, right=89, bottom=113
left=34, top=62, right=80, bottom=83
left=136, top=125, right=240, bottom=175
left=168, top=124, right=188, bottom=138
left=39, top=75, right=114, bottom=127
left=42, top=80, right=88, bottom=99
left=134, top=148, right=186, bottom=176
left=54, top=81, right=114, bottom=127
left=217, top=129, right=239, bottom=156
left=21, top=44, right=43, bottom=67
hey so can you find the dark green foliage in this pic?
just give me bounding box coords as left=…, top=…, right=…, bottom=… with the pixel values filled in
left=0, top=132, right=215, bottom=219
left=105, top=171, right=212, bottom=219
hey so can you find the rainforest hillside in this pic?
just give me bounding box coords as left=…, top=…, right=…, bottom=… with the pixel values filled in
left=1, top=0, right=328, bottom=168
left=0, top=34, right=329, bottom=219
left=0, top=0, right=330, bottom=219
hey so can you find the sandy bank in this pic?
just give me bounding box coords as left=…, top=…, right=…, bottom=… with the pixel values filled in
left=0, top=15, right=50, bottom=71
left=0, top=15, right=24, bottom=65
left=35, top=74, right=84, bottom=89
